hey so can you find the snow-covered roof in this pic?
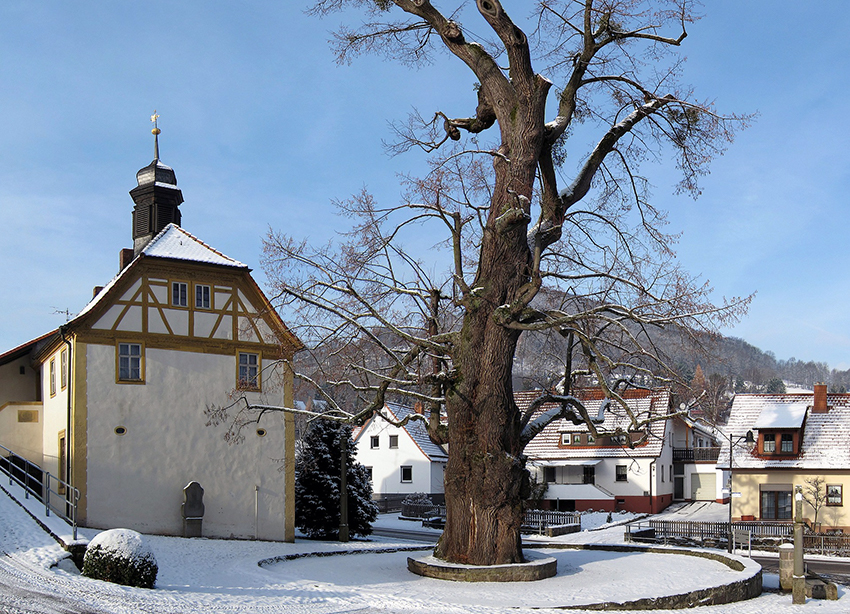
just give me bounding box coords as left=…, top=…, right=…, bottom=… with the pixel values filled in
left=142, top=223, right=247, bottom=268
left=354, top=403, right=448, bottom=462
left=752, top=402, right=808, bottom=429
left=72, top=224, right=247, bottom=323
left=387, top=403, right=448, bottom=462
left=520, top=388, right=671, bottom=461
left=718, top=392, right=850, bottom=470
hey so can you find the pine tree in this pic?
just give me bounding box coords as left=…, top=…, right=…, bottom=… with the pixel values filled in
left=295, top=420, right=377, bottom=539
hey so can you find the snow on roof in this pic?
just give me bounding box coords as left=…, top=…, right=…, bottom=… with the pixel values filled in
left=719, top=392, right=850, bottom=470
left=142, top=224, right=247, bottom=268
left=520, top=388, right=670, bottom=460
left=384, top=403, right=448, bottom=462
left=72, top=224, right=247, bottom=323
left=753, top=402, right=808, bottom=429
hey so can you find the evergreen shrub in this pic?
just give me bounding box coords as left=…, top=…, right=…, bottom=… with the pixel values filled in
left=81, top=528, right=158, bottom=589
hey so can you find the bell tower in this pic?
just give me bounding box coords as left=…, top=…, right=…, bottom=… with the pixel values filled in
left=130, top=112, right=184, bottom=254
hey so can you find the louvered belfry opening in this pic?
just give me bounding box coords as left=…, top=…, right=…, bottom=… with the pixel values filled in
left=130, top=156, right=184, bottom=255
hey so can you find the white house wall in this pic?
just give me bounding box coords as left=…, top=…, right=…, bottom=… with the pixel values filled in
left=356, top=420, right=436, bottom=496
left=83, top=343, right=289, bottom=540
left=41, top=346, right=70, bottom=479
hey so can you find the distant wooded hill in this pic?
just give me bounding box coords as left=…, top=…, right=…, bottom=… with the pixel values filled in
left=513, top=325, right=850, bottom=394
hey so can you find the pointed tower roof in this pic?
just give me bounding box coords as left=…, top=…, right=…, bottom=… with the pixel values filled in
left=130, top=112, right=184, bottom=254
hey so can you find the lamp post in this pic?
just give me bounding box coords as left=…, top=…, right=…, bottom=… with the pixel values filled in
left=727, top=430, right=755, bottom=553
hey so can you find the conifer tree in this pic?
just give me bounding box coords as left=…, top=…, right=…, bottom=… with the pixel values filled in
left=295, top=420, right=377, bottom=539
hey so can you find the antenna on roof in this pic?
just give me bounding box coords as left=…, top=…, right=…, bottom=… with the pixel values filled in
left=150, top=110, right=161, bottom=160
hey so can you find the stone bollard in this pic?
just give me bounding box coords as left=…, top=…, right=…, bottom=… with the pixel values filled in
left=182, top=481, right=205, bottom=538
left=778, top=543, right=794, bottom=590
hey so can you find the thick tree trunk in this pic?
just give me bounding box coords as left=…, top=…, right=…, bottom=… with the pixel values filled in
left=435, top=132, right=538, bottom=565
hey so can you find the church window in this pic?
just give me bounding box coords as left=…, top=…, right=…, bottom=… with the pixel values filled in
left=117, top=343, right=143, bottom=382
left=172, top=281, right=188, bottom=307
left=237, top=352, right=260, bottom=390
left=195, top=284, right=211, bottom=309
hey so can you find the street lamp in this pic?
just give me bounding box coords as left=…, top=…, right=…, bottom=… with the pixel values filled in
left=726, top=430, right=755, bottom=553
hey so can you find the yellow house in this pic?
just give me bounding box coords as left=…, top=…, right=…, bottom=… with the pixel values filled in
left=0, top=145, right=302, bottom=540
left=721, top=384, right=850, bottom=531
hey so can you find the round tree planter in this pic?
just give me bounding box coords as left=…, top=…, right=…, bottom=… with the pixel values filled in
left=407, top=553, right=557, bottom=582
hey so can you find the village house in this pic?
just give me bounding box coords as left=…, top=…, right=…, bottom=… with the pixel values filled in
left=522, top=388, right=723, bottom=513
left=0, top=137, right=301, bottom=541
left=353, top=402, right=447, bottom=505
left=720, top=383, right=850, bottom=531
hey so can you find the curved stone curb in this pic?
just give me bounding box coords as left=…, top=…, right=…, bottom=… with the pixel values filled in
left=257, top=544, right=431, bottom=568
left=408, top=553, right=558, bottom=582
left=532, top=543, right=763, bottom=610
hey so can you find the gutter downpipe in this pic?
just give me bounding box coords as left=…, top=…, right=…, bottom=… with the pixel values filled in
left=649, top=459, right=656, bottom=514
left=59, top=326, right=73, bottom=517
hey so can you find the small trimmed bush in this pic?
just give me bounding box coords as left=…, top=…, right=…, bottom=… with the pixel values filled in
left=82, top=528, right=158, bottom=589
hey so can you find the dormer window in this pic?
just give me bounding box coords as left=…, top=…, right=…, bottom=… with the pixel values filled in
left=760, top=431, right=799, bottom=455
left=763, top=433, right=776, bottom=453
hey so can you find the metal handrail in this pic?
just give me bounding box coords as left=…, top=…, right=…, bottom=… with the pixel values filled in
left=0, top=443, right=80, bottom=540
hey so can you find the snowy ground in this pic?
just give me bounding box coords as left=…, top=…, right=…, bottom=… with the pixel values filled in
left=1, top=485, right=849, bottom=614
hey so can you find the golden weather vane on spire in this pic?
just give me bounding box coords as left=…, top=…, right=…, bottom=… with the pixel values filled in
left=151, top=110, right=161, bottom=160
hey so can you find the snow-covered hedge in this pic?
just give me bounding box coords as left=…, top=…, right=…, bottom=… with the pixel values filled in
left=82, top=529, right=158, bottom=589
left=402, top=492, right=433, bottom=506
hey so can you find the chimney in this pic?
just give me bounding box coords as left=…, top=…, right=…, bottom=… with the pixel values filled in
left=120, top=248, right=135, bottom=271
left=414, top=401, right=424, bottom=415
left=813, top=383, right=828, bottom=413
left=92, top=286, right=104, bottom=299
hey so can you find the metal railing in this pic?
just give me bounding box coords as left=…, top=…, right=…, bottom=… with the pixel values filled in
left=672, top=447, right=721, bottom=463
left=0, top=443, right=80, bottom=540
left=523, top=509, right=581, bottom=528
left=626, top=518, right=850, bottom=555
left=401, top=501, right=580, bottom=530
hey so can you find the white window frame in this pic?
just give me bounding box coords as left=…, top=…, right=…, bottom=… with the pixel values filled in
left=49, top=358, right=56, bottom=396
left=400, top=465, right=413, bottom=483
left=237, top=352, right=260, bottom=390
left=195, top=284, right=211, bottom=309
left=60, top=349, right=68, bottom=390
left=117, top=342, right=143, bottom=382
left=370, top=436, right=380, bottom=449
left=172, top=281, right=188, bottom=307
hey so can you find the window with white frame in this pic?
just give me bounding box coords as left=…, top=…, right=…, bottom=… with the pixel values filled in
left=117, top=343, right=143, bottom=381
left=60, top=349, right=67, bottom=390
left=172, top=281, right=188, bottom=307
left=195, top=284, right=211, bottom=309
left=616, top=465, right=628, bottom=482
left=400, top=465, right=413, bottom=483
left=561, top=433, right=571, bottom=445
left=49, top=358, right=56, bottom=396
left=370, top=436, right=379, bottom=449
left=237, top=352, right=260, bottom=389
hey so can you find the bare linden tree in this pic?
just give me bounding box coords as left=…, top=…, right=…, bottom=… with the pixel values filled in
left=210, top=0, right=752, bottom=566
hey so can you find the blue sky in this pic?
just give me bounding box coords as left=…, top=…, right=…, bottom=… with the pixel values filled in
left=1, top=2, right=849, bottom=370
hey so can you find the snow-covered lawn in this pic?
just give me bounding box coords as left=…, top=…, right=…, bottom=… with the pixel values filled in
left=1, top=487, right=848, bottom=614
